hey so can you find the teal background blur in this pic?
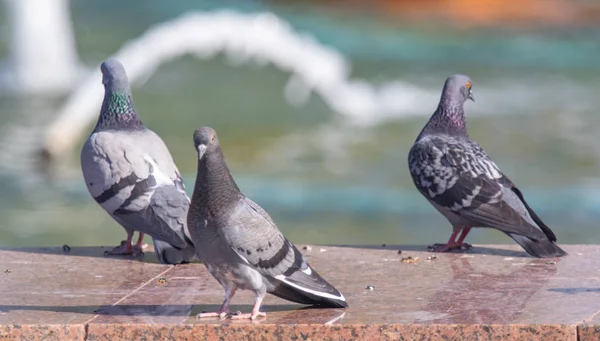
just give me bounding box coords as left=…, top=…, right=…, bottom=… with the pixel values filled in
left=1, top=0, right=599, bottom=247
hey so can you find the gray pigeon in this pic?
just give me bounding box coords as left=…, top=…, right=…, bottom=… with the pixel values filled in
left=188, top=127, right=348, bottom=320
left=408, top=74, right=567, bottom=258
left=80, top=59, right=196, bottom=264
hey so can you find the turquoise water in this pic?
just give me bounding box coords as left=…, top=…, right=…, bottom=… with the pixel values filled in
left=0, top=1, right=599, bottom=248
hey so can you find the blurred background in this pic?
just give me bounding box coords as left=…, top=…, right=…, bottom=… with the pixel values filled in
left=0, top=0, right=599, bottom=248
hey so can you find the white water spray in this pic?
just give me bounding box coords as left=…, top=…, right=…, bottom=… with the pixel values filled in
left=41, top=11, right=435, bottom=158
left=1, top=0, right=84, bottom=95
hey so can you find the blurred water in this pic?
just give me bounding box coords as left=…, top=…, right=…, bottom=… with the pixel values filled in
left=0, top=1, right=599, bottom=248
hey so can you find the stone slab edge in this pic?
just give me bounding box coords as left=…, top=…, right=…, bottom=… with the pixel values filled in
left=0, top=323, right=581, bottom=341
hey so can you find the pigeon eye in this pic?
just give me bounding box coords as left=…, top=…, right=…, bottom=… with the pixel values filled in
left=466, top=81, right=471, bottom=89
left=211, top=135, right=216, bottom=143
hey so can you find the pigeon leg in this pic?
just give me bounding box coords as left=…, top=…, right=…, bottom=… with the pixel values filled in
left=455, top=227, right=473, bottom=250
left=104, top=231, right=134, bottom=256
left=428, top=228, right=464, bottom=252
left=197, top=285, right=237, bottom=319
left=132, top=233, right=147, bottom=257
left=231, top=295, right=267, bottom=320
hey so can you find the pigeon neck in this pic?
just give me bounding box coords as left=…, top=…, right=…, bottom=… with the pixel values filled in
left=420, top=100, right=468, bottom=138
left=95, top=88, right=144, bottom=131
left=192, top=148, right=242, bottom=219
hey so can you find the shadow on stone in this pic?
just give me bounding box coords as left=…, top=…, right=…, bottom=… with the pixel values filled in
left=0, top=303, right=311, bottom=317
left=2, top=244, right=535, bottom=262
left=329, top=244, right=533, bottom=258
left=548, top=288, right=600, bottom=295
left=0, top=303, right=347, bottom=325
left=0, top=246, right=191, bottom=264
left=422, top=256, right=558, bottom=324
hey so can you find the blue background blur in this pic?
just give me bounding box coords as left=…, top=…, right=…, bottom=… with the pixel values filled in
left=1, top=0, right=599, bottom=247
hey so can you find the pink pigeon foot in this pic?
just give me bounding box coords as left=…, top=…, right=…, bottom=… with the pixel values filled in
left=196, top=311, right=230, bottom=319
left=104, top=240, right=134, bottom=256
left=230, top=311, right=267, bottom=320
left=196, top=287, right=237, bottom=319
left=229, top=296, right=266, bottom=320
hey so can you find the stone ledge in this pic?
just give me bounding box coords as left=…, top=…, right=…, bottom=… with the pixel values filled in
left=1, top=245, right=600, bottom=340
left=85, top=323, right=577, bottom=341
left=0, top=324, right=579, bottom=341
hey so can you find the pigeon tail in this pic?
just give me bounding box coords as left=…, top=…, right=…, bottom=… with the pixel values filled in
left=153, top=238, right=197, bottom=265
left=268, top=267, right=349, bottom=308
left=510, top=186, right=558, bottom=242
left=507, top=233, right=568, bottom=258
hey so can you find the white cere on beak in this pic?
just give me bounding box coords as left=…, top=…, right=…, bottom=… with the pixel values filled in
left=197, top=144, right=207, bottom=159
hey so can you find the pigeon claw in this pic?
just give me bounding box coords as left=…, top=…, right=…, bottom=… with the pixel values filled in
left=196, top=308, right=233, bottom=319
left=197, top=310, right=266, bottom=320
left=459, top=243, right=472, bottom=250
left=427, top=243, right=472, bottom=252
left=131, top=245, right=145, bottom=258
left=230, top=311, right=267, bottom=320
left=196, top=311, right=222, bottom=319
left=103, top=241, right=134, bottom=256
left=252, top=312, right=267, bottom=320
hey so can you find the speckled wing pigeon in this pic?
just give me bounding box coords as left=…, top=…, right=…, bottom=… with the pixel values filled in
left=80, top=59, right=196, bottom=264
left=408, top=74, right=567, bottom=258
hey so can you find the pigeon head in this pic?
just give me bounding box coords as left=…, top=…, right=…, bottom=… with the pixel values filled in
left=193, top=126, right=220, bottom=160
left=442, top=74, right=474, bottom=104
left=101, top=59, right=130, bottom=91
left=417, top=74, right=475, bottom=138
left=190, top=126, right=241, bottom=210
left=94, top=59, right=143, bottom=131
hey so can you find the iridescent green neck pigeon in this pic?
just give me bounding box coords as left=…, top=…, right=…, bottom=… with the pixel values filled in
left=80, top=59, right=196, bottom=264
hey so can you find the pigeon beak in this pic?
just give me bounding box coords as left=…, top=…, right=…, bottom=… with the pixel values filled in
left=197, top=144, right=207, bottom=160
left=468, top=89, right=475, bottom=102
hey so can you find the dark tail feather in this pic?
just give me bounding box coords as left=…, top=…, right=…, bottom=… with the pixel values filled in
left=153, top=238, right=197, bottom=265
left=511, top=186, right=557, bottom=241
left=269, top=280, right=349, bottom=308
left=507, top=233, right=568, bottom=258
left=267, top=264, right=348, bottom=308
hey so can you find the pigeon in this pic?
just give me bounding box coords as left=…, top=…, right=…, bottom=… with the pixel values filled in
left=187, top=127, right=348, bottom=320
left=80, top=59, right=196, bottom=264
left=407, top=74, right=567, bottom=258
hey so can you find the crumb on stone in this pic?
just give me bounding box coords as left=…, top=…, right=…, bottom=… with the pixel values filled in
left=401, top=256, right=419, bottom=264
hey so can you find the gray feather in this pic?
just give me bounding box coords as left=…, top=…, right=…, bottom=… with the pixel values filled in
left=80, top=59, right=196, bottom=264
left=188, top=126, right=348, bottom=308
left=153, top=238, right=197, bottom=264
left=408, top=74, right=566, bottom=258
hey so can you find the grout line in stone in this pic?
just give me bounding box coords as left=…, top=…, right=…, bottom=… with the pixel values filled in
left=82, top=265, right=175, bottom=325
left=168, top=276, right=202, bottom=280
left=579, top=308, right=600, bottom=325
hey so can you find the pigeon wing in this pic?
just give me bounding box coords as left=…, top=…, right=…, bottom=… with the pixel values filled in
left=219, top=197, right=347, bottom=307
left=409, top=136, right=548, bottom=240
